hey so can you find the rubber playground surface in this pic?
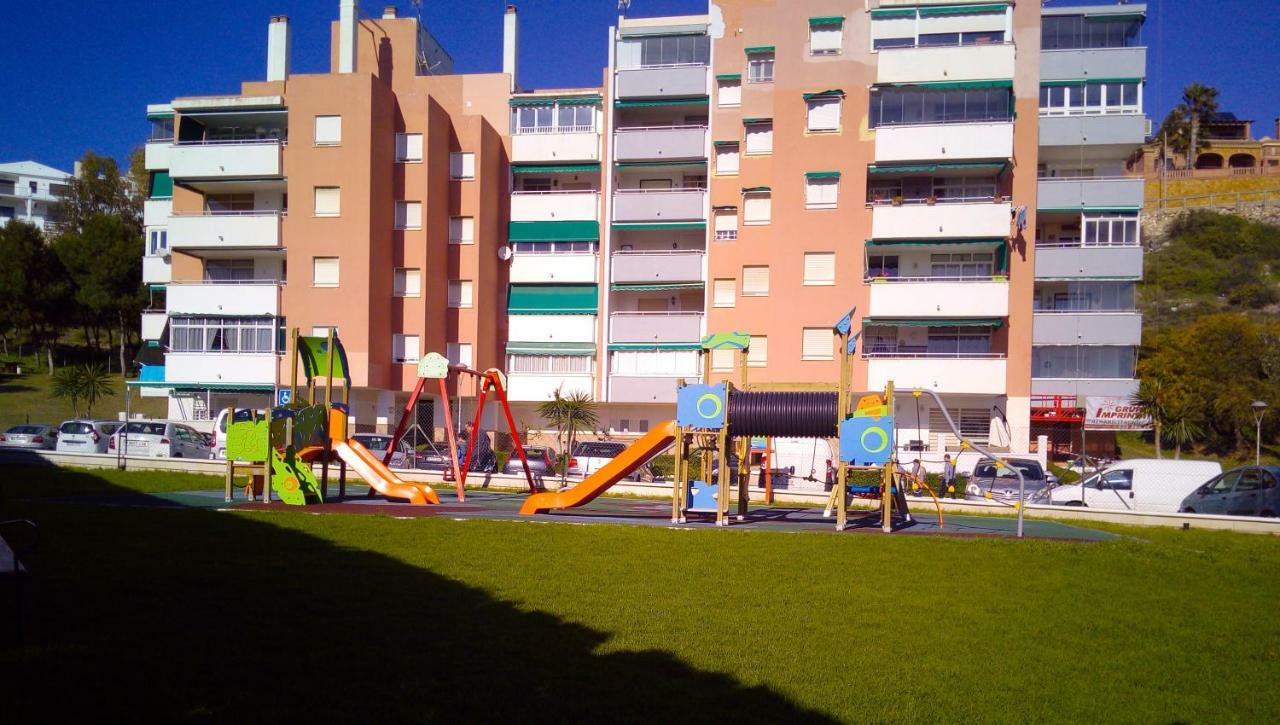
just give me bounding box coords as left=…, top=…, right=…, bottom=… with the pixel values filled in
left=46, top=483, right=1119, bottom=541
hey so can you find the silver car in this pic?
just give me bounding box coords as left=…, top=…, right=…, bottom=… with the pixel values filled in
left=0, top=424, right=58, bottom=450
left=109, top=420, right=212, bottom=459
left=55, top=420, right=121, bottom=454
left=965, top=457, right=1056, bottom=504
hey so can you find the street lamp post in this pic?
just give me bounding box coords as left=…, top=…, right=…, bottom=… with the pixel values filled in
left=1252, top=401, right=1268, bottom=466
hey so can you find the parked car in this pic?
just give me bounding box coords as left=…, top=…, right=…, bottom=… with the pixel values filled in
left=568, top=440, right=651, bottom=481
left=752, top=437, right=835, bottom=491
left=109, top=420, right=213, bottom=459
left=1179, top=466, right=1280, bottom=517
left=502, top=446, right=556, bottom=478
left=352, top=433, right=417, bottom=469
left=965, top=457, right=1055, bottom=503
left=0, top=424, right=58, bottom=450
left=1047, top=459, right=1222, bottom=513
left=54, top=420, right=121, bottom=454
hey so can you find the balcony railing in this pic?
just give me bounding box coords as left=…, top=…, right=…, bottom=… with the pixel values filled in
left=168, top=211, right=285, bottom=250
left=614, top=125, right=708, bottom=162
left=510, top=190, right=600, bottom=223
left=863, top=349, right=1005, bottom=359
left=612, top=188, right=707, bottom=223
left=611, top=250, right=704, bottom=284
left=609, top=311, right=703, bottom=343
left=866, top=274, right=1001, bottom=283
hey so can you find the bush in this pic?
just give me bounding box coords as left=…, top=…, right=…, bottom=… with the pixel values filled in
left=1227, top=281, right=1278, bottom=309
left=649, top=454, right=676, bottom=480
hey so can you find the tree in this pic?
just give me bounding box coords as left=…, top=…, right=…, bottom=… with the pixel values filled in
left=78, top=364, right=115, bottom=417
left=52, top=367, right=85, bottom=418
left=1154, top=84, right=1221, bottom=170
left=1156, top=106, right=1191, bottom=166
left=1130, top=378, right=1168, bottom=459
left=52, top=150, right=142, bottom=236
left=1163, top=402, right=1203, bottom=460
left=0, top=221, right=74, bottom=372
left=53, top=214, right=145, bottom=375
left=536, top=389, right=599, bottom=488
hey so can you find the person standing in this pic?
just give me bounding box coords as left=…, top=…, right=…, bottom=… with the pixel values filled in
left=463, top=421, right=493, bottom=472
left=942, top=454, right=957, bottom=499
left=911, top=458, right=926, bottom=495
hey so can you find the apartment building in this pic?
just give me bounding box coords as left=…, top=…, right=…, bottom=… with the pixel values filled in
left=0, top=160, right=71, bottom=232
left=139, top=1, right=1145, bottom=456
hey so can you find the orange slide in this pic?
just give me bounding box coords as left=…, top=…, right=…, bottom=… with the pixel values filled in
left=520, top=420, right=676, bottom=515
left=332, top=438, right=440, bottom=505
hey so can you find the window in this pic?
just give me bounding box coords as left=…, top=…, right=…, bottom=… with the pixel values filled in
left=147, top=229, right=168, bottom=256
left=449, top=216, right=475, bottom=244
left=396, top=133, right=423, bottom=162
left=0, top=206, right=14, bottom=220
left=512, top=102, right=596, bottom=134
left=867, top=255, right=899, bottom=279
left=392, top=334, right=420, bottom=364
left=314, top=115, right=341, bottom=145
left=616, top=34, right=710, bottom=69
left=711, top=348, right=735, bottom=372
left=149, top=116, right=175, bottom=142
left=930, top=252, right=994, bottom=279
left=169, top=317, right=277, bottom=354
left=313, top=186, right=340, bottom=217
left=450, top=152, right=475, bottom=180
left=1039, top=82, right=1141, bottom=116
left=806, top=97, right=841, bottom=132
left=609, top=350, right=700, bottom=377
left=809, top=20, right=843, bottom=54
left=393, top=268, right=421, bottom=297
left=713, top=209, right=738, bottom=240
left=928, top=408, right=992, bottom=446
left=713, top=278, right=736, bottom=307
left=715, top=143, right=740, bottom=175
left=446, top=342, right=473, bottom=369
left=1041, top=15, right=1142, bottom=51
left=745, top=122, right=773, bottom=154
left=747, top=52, right=775, bottom=83
left=742, top=266, right=769, bottom=297
left=743, top=191, right=771, bottom=224
left=805, top=177, right=839, bottom=209
left=927, top=326, right=993, bottom=356
left=1032, top=345, right=1137, bottom=379
left=394, top=201, right=422, bottom=230
left=511, top=241, right=597, bottom=254
left=506, top=354, right=593, bottom=374
left=717, top=78, right=741, bottom=107
left=802, top=328, right=832, bottom=360
left=206, top=193, right=255, bottom=212
left=869, top=87, right=1012, bottom=127
left=448, top=280, right=473, bottom=308
left=205, top=259, right=255, bottom=282
left=556, top=103, right=595, bottom=133
left=311, top=326, right=338, bottom=338
left=747, top=336, right=768, bottom=367
left=803, top=253, right=836, bottom=286
left=313, top=257, right=339, bottom=288
left=1083, top=213, right=1140, bottom=247
left=1042, top=282, right=1136, bottom=312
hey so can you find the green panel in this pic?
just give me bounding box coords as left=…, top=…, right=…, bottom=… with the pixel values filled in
left=868, top=161, right=1008, bottom=175
left=1085, top=13, right=1144, bottom=21
left=149, top=171, right=173, bottom=199
left=610, top=282, right=704, bottom=291
left=742, top=117, right=772, bottom=125
left=612, top=222, right=706, bottom=231
left=297, top=335, right=351, bottom=387
left=226, top=418, right=270, bottom=462
left=1085, top=77, right=1144, bottom=85
left=512, top=163, right=600, bottom=174
left=866, top=238, right=1005, bottom=247
left=507, top=220, right=600, bottom=242
left=505, top=341, right=597, bottom=356
left=701, top=331, right=751, bottom=350
left=870, top=8, right=916, bottom=19
left=741, top=186, right=771, bottom=192
left=802, top=89, right=845, bottom=100
left=507, top=284, right=599, bottom=314
left=614, top=97, right=709, bottom=108
left=148, top=283, right=167, bottom=292
left=918, top=4, right=1008, bottom=17
left=744, top=45, right=775, bottom=54
left=608, top=342, right=702, bottom=351
left=863, top=317, right=1005, bottom=328
left=995, top=242, right=1008, bottom=274
left=805, top=171, right=841, bottom=179
left=1040, top=79, right=1087, bottom=88
left=898, top=80, right=1012, bottom=90
left=712, top=140, right=738, bottom=146
left=615, top=160, right=707, bottom=169
left=509, top=98, right=555, bottom=107
left=808, top=16, right=844, bottom=27
left=715, top=73, right=742, bottom=81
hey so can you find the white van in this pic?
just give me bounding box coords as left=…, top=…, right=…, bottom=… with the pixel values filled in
left=755, top=437, right=835, bottom=491
left=1047, top=459, right=1222, bottom=513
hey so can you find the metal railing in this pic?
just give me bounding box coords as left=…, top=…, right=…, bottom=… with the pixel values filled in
left=614, top=187, right=706, bottom=194
left=512, top=124, right=596, bottom=136
left=614, top=124, right=708, bottom=133
left=1035, top=239, right=1140, bottom=249
left=170, top=209, right=286, bottom=217
left=510, top=189, right=600, bottom=196
left=170, top=279, right=285, bottom=286
left=612, top=249, right=704, bottom=256
left=865, top=274, right=1004, bottom=283
left=867, top=195, right=1001, bottom=206
left=174, top=137, right=286, bottom=146
left=862, top=350, right=1006, bottom=359
left=1152, top=186, right=1280, bottom=211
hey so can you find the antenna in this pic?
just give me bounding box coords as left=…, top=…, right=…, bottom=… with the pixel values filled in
left=619, top=0, right=631, bottom=11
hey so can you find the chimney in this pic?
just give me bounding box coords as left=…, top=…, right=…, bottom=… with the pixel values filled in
left=382, top=5, right=397, bottom=19
left=266, top=16, right=291, bottom=82
left=339, top=0, right=358, bottom=74
left=1275, top=117, right=1279, bottom=140
left=503, top=4, right=519, bottom=92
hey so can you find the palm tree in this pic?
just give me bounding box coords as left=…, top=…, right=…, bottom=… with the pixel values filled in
left=1130, top=378, right=1168, bottom=459
left=1163, top=404, right=1203, bottom=460
left=52, top=366, right=84, bottom=418
left=78, top=364, right=115, bottom=417
left=1181, top=83, right=1220, bottom=170
left=537, top=389, right=599, bottom=488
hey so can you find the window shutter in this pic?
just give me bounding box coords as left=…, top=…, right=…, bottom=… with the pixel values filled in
left=314, top=187, right=340, bottom=216
left=447, top=343, right=474, bottom=368
left=919, top=11, right=1005, bottom=35
left=745, top=123, right=773, bottom=154
left=394, top=335, right=420, bottom=363
left=803, top=253, right=836, bottom=285
left=716, top=144, right=740, bottom=174
left=711, top=348, right=735, bottom=371
left=712, top=278, right=736, bottom=307
left=743, top=193, right=771, bottom=223
left=810, top=26, right=842, bottom=52
left=747, top=336, right=768, bottom=366
left=314, top=115, right=342, bottom=145
left=717, top=79, right=741, bottom=106
left=742, top=266, right=769, bottom=296
left=449, top=280, right=473, bottom=308
left=802, top=328, right=832, bottom=360
left=450, top=216, right=474, bottom=243
left=806, top=178, right=839, bottom=208
left=871, top=16, right=916, bottom=40
left=394, top=268, right=421, bottom=297
left=397, top=133, right=423, bottom=162
left=806, top=99, right=841, bottom=131
left=451, top=152, right=475, bottom=179
left=396, top=201, right=422, bottom=229
left=714, top=209, right=738, bottom=237
left=312, top=257, right=339, bottom=287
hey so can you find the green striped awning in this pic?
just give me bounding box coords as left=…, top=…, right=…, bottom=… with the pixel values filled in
left=1038, top=206, right=1141, bottom=213
left=615, top=160, right=707, bottom=169
left=742, top=186, right=770, bottom=193
left=809, top=16, right=844, bottom=27
left=512, top=163, right=600, bottom=174
left=866, top=238, right=1005, bottom=247
left=744, top=45, right=775, bottom=54
left=890, top=79, right=1012, bottom=90
left=615, top=97, right=709, bottom=108
left=608, top=342, right=702, bottom=351
left=610, top=283, right=700, bottom=293
left=508, top=220, right=600, bottom=242
left=715, top=73, right=742, bottom=81
left=612, top=222, right=706, bottom=231
left=508, top=284, right=599, bottom=315
left=806, top=171, right=841, bottom=180
left=505, top=342, right=597, bottom=356
left=148, top=283, right=167, bottom=292
left=743, top=117, right=771, bottom=125
left=863, top=317, right=1004, bottom=328
left=918, top=3, right=1008, bottom=17
left=870, top=8, right=916, bottom=19
left=802, top=89, right=845, bottom=100
left=129, top=381, right=275, bottom=392
left=868, top=161, right=1008, bottom=175
left=713, top=140, right=738, bottom=146
left=1085, top=12, right=1144, bottom=21
left=510, top=95, right=603, bottom=107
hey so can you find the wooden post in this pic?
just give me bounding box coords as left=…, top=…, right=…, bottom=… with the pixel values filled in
left=836, top=330, right=850, bottom=531
left=671, top=427, right=685, bottom=523
left=715, top=426, right=729, bottom=526
left=736, top=436, right=749, bottom=520
left=881, top=380, right=895, bottom=533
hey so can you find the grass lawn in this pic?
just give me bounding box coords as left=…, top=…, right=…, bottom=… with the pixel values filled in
left=3, top=467, right=1279, bottom=721
left=0, top=368, right=167, bottom=429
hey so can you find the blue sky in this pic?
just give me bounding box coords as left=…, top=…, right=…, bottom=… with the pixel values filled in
left=1, top=0, right=1277, bottom=172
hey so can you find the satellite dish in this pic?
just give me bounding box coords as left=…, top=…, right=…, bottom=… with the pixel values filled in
left=497, top=245, right=513, bottom=261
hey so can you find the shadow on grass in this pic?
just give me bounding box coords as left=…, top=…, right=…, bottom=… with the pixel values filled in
left=0, top=382, right=36, bottom=394
left=0, top=465, right=836, bottom=723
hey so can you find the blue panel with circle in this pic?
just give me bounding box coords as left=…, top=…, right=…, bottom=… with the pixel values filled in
left=839, top=415, right=895, bottom=466
left=677, top=383, right=728, bottom=429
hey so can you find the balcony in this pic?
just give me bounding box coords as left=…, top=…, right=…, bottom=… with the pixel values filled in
left=875, top=122, right=1013, bottom=163
left=871, top=201, right=1011, bottom=239
left=611, top=251, right=704, bottom=284
left=612, top=189, right=706, bottom=223
left=511, top=132, right=600, bottom=164
left=1034, top=244, right=1142, bottom=279
left=168, top=140, right=284, bottom=180
left=1037, top=177, right=1144, bottom=211
left=507, top=374, right=595, bottom=402
left=609, top=376, right=680, bottom=404
left=165, top=352, right=278, bottom=386
left=1038, top=114, right=1146, bottom=151
left=143, top=199, right=172, bottom=227
left=869, top=279, right=1009, bottom=318
left=510, top=253, right=598, bottom=284
left=866, top=357, right=1007, bottom=395
left=1040, top=47, right=1147, bottom=83
left=1033, top=312, right=1143, bottom=346
left=508, top=315, right=596, bottom=344
left=615, top=65, right=707, bottom=99
left=144, top=141, right=171, bottom=171
left=168, top=212, right=283, bottom=251
left=142, top=255, right=171, bottom=285
left=609, top=312, right=702, bottom=344
left=510, top=191, right=599, bottom=223
left=166, top=281, right=281, bottom=317
left=614, top=126, right=707, bottom=162
left=140, top=311, right=167, bottom=341
left=877, top=44, right=1015, bottom=85
left=1031, top=377, right=1139, bottom=399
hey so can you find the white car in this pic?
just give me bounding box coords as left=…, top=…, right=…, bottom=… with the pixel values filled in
left=1047, top=459, right=1222, bottom=513
left=55, top=420, right=121, bottom=454
left=109, top=420, right=213, bottom=459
